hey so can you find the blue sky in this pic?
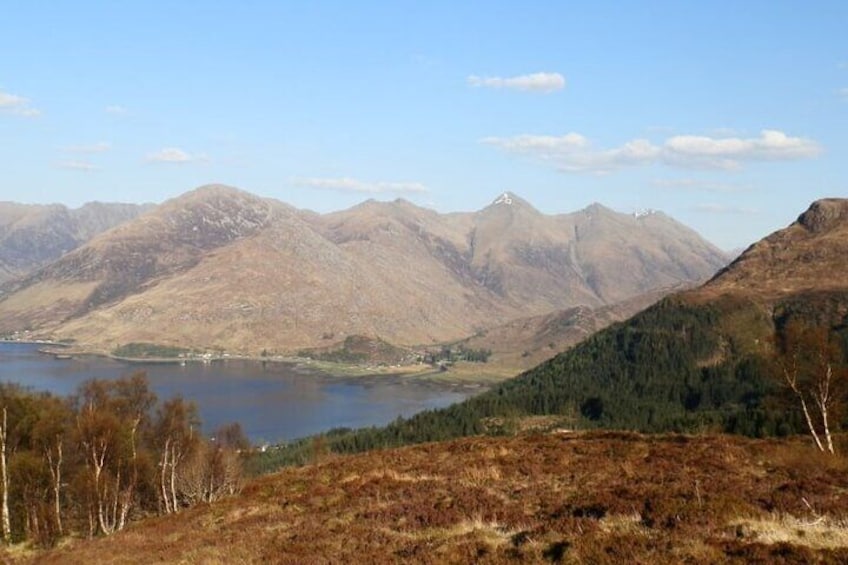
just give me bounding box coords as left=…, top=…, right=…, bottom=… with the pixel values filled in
left=1, top=1, right=846, bottom=250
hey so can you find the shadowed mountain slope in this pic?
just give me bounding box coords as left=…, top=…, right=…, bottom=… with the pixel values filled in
left=0, top=187, right=727, bottom=355
left=259, top=199, right=848, bottom=461
left=0, top=201, right=151, bottom=284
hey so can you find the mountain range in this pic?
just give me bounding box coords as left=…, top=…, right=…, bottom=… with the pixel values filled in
left=313, top=197, right=848, bottom=451
left=0, top=185, right=728, bottom=356
left=0, top=201, right=151, bottom=284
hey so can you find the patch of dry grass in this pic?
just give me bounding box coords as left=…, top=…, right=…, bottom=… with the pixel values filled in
left=732, top=514, right=848, bottom=549
left=17, top=432, right=848, bottom=564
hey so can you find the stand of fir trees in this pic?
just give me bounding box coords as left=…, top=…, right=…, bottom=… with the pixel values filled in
left=250, top=295, right=848, bottom=473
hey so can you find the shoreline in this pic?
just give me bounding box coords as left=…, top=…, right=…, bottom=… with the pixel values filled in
left=1, top=340, right=504, bottom=389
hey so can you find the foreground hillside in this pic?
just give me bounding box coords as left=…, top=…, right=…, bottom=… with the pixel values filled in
left=21, top=432, right=848, bottom=563
left=0, top=185, right=727, bottom=356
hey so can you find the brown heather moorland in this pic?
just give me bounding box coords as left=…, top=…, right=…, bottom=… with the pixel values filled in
left=16, top=431, right=848, bottom=564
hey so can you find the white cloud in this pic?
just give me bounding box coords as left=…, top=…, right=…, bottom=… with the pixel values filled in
left=483, top=130, right=821, bottom=173
left=105, top=105, right=128, bottom=115
left=293, top=177, right=429, bottom=195
left=693, top=203, right=757, bottom=215
left=467, top=72, right=565, bottom=93
left=482, top=133, right=657, bottom=173
left=64, top=141, right=111, bottom=154
left=839, top=87, right=848, bottom=99
left=146, top=147, right=208, bottom=164
left=663, top=130, right=821, bottom=169
left=651, top=178, right=751, bottom=193
left=0, top=89, right=41, bottom=117
left=56, top=160, right=99, bottom=172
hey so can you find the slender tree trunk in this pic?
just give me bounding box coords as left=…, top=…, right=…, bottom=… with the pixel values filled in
left=46, top=441, right=63, bottom=536
left=87, top=505, right=95, bottom=539
left=819, top=364, right=835, bottom=454
left=90, top=440, right=113, bottom=536
left=822, top=406, right=835, bottom=454
left=169, top=444, right=179, bottom=513
left=798, top=396, right=825, bottom=452
left=160, top=438, right=172, bottom=514
left=785, top=365, right=826, bottom=452
left=0, top=407, right=10, bottom=544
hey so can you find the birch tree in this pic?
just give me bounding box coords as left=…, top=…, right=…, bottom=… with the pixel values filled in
left=32, top=396, right=72, bottom=537
left=74, top=374, right=156, bottom=535
left=775, top=321, right=847, bottom=454
left=154, top=397, right=200, bottom=514
left=0, top=407, right=9, bottom=544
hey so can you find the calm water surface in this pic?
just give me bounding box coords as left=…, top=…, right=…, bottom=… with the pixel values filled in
left=0, top=343, right=478, bottom=443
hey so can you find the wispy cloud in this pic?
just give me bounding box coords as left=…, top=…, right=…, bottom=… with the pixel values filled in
left=105, top=105, right=128, bottom=115
left=651, top=178, right=752, bottom=193
left=145, top=147, right=208, bottom=164
left=839, top=87, right=848, bottom=99
left=293, top=177, right=429, bottom=195
left=0, top=89, right=41, bottom=117
left=663, top=130, right=821, bottom=169
left=482, top=130, right=821, bottom=173
left=64, top=141, right=111, bottom=154
left=467, top=72, right=565, bottom=93
left=56, top=160, right=99, bottom=172
left=481, top=133, right=658, bottom=172
left=693, top=203, right=757, bottom=215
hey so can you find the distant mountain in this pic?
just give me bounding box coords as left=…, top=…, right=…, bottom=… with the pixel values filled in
left=0, top=201, right=151, bottom=284
left=458, top=284, right=692, bottom=370
left=0, top=186, right=728, bottom=355
left=339, top=198, right=848, bottom=447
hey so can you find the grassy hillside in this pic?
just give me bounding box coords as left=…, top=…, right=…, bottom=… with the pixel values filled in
left=253, top=290, right=847, bottom=472
left=22, top=431, right=848, bottom=563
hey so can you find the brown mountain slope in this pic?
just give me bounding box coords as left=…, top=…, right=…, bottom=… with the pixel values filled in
left=316, top=193, right=728, bottom=314
left=466, top=197, right=726, bottom=309
left=460, top=284, right=692, bottom=370
left=0, top=186, right=281, bottom=334
left=695, top=198, right=848, bottom=302
left=0, top=186, right=728, bottom=355
left=0, top=201, right=150, bottom=283
left=23, top=432, right=848, bottom=564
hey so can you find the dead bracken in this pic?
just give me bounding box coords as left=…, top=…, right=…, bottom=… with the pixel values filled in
left=19, top=430, right=848, bottom=564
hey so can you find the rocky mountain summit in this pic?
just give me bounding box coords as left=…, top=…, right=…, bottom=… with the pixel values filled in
left=694, top=198, right=848, bottom=304
left=0, top=186, right=729, bottom=355
left=0, top=201, right=151, bottom=284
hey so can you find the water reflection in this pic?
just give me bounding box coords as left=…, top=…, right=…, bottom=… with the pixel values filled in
left=0, top=343, right=474, bottom=443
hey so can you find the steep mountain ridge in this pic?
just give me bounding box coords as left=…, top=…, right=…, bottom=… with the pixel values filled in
left=696, top=198, right=848, bottom=302
left=0, top=186, right=728, bottom=354
left=329, top=198, right=848, bottom=448
left=0, top=200, right=150, bottom=283
left=0, top=185, right=281, bottom=333
left=459, top=283, right=692, bottom=369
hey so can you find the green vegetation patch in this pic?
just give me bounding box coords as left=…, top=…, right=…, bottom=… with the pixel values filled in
left=298, top=335, right=412, bottom=365
left=112, top=342, right=192, bottom=358
left=252, top=294, right=848, bottom=474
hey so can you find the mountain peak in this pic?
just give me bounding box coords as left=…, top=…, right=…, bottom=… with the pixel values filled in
left=492, top=192, right=516, bottom=206
left=173, top=184, right=256, bottom=204
left=481, top=192, right=539, bottom=215
left=797, top=198, right=848, bottom=234
left=698, top=197, right=848, bottom=300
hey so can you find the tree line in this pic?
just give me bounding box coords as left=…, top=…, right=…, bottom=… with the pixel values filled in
left=251, top=294, right=848, bottom=472
left=0, top=372, right=248, bottom=547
